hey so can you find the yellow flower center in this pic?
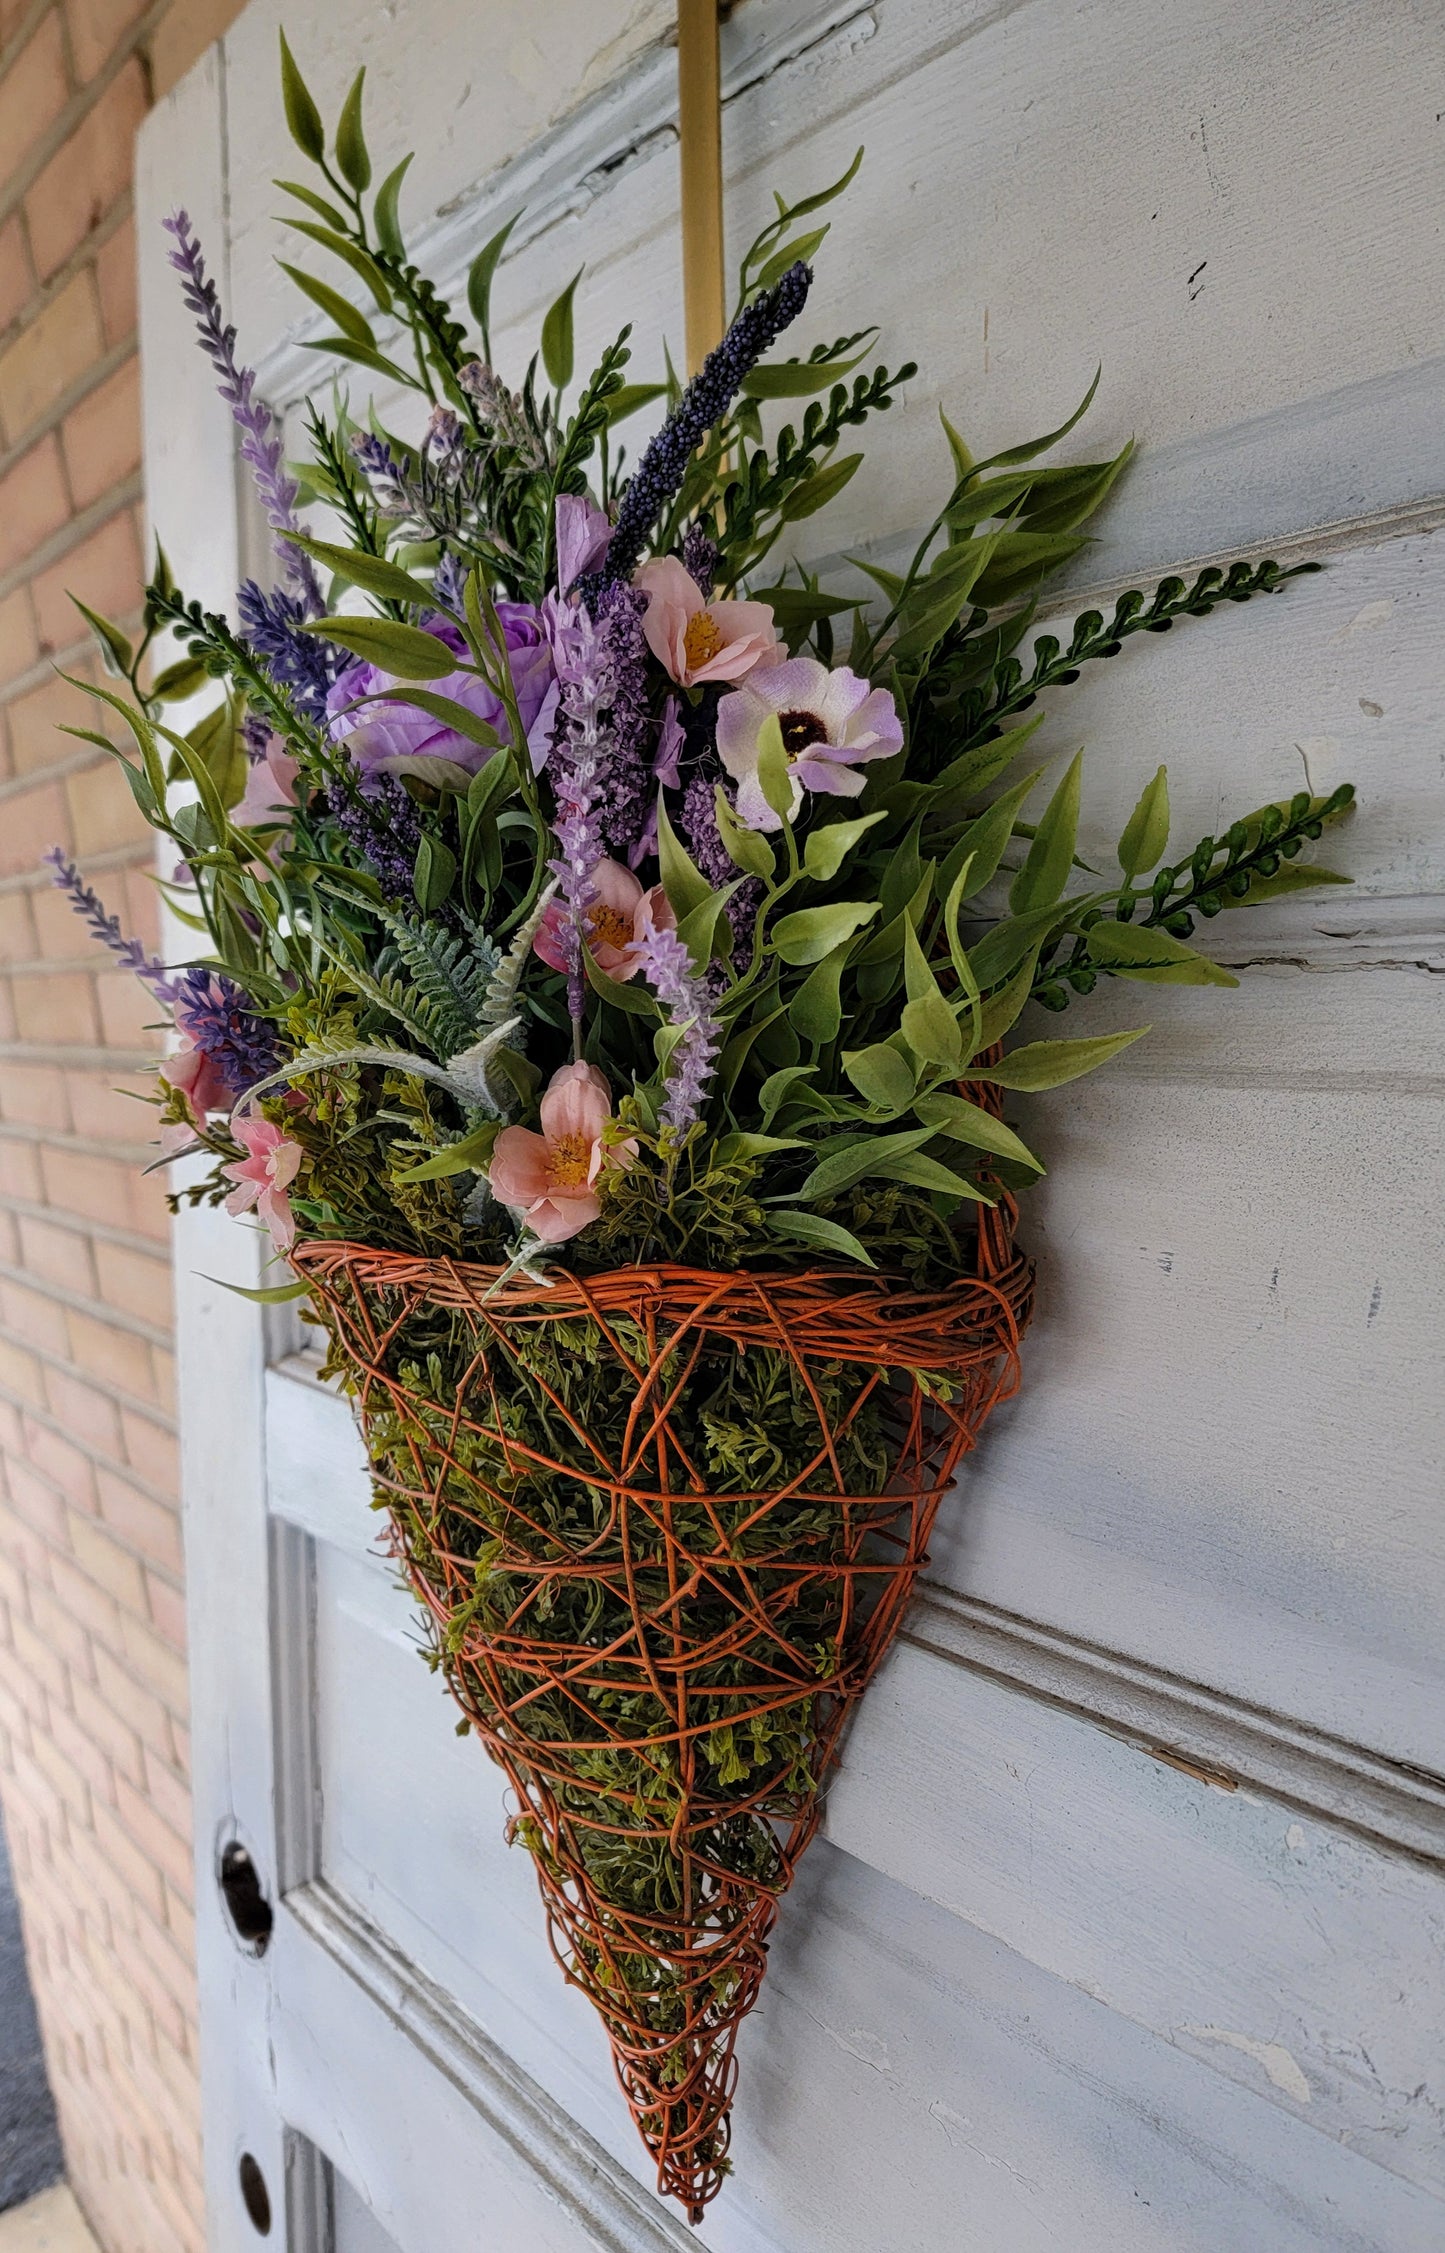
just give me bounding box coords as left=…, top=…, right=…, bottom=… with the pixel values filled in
left=548, top=1132, right=592, bottom=1188
left=683, top=609, right=726, bottom=670
left=587, top=903, right=632, bottom=950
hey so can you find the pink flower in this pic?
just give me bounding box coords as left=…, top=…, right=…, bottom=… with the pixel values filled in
left=715, top=656, right=905, bottom=831
left=635, top=557, right=779, bottom=688
left=233, top=736, right=300, bottom=829
left=487, top=1062, right=633, bottom=1244
left=161, top=1041, right=231, bottom=1125
left=222, top=1117, right=303, bottom=1251
left=533, top=858, right=675, bottom=982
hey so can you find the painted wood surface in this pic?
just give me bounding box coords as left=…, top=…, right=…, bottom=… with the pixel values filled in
left=140, top=0, right=1445, bottom=2246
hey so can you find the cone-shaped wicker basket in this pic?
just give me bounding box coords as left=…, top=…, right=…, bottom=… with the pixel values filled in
left=292, top=1183, right=1031, bottom=2220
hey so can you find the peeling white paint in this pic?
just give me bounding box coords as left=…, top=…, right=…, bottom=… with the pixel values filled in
left=1180, top=2025, right=1312, bottom=2104
left=1344, top=598, right=1394, bottom=633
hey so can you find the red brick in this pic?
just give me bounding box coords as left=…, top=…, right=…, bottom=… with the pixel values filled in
left=91, top=210, right=134, bottom=349
left=0, top=776, right=69, bottom=873
left=23, top=1416, right=95, bottom=1509
left=0, top=584, right=39, bottom=685
left=17, top=1211, right=97, bottom=1291
left=0, top=1140, right=45, bottom=1201
left=0, top=434, right=70, bottom=575
left=26, top=63, right=148, bottom=284
left=68, top=1513, right=144, bottom=1609
left=115, top=1611, right=184, bottom=1718
left=67, top=0, right=151, bottom=82
left=144, top=1567, right=184, bottom=1654
left=36, top=1144, right=129, bottom=1225
left=0, top=216, right=32, bottom=338
left=68, top=1673, right=142, bottom=1790
left=0, top=885, right=36, bottom=960
left=34, top=508, right=143, bottom=655
left=65, top=1310, right=155, bottom=1402
left=4, top=1455, right=68, bottom=1545
left=64, top=1071, right=147, bottom=1145
left=0, top=1327, right=44, bottom=1403
left=0, top=1063, right=71, bottom=1130
left=10, top=665, right=109, bottom=777
left=0, top=15, right=70, bottom=189
left=13, top=970, right=101, bottom=1047
left=96, top=963, right=157, bottom=1048
left=90, top=1645, right=169, bottom=1760
left=86, top=1801, right=165, bottom=1924
left=43, top=1365, right=122, bottom=1456
left=45, top=1700, right=118, bottom=1806
left=0, top=271, right=102, bottom=445
left=60, top=352, right=139, bottom=509
left=116, top=1411, right=174, bottom=1495
left=48, top=1549, right=118, bottom=1650
left=93, top=1240, right=170, bottom=1330
left=95, top=1463, right=178, bottom=1568
left=26, top=1578, right=98, bottom=1680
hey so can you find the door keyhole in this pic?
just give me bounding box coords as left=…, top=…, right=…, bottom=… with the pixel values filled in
left=219, top=1840, right=274, bottom=1954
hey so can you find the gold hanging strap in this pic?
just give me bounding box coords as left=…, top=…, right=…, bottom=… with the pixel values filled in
left=677, top=0, right=726, bottom=375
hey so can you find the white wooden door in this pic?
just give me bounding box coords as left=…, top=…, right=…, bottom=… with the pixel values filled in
left=137, top=3, right=1445, bottom=2248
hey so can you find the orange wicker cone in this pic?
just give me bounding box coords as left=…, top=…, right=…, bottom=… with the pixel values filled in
left=292, top=1187, right=1030, bottom=2220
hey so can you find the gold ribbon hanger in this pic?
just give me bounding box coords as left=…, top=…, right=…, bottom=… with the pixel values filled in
left=676, top=0, right=726, bottom=374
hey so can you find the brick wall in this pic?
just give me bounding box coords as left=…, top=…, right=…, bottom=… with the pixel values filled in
left=0, top=4, right=245, bottom=2249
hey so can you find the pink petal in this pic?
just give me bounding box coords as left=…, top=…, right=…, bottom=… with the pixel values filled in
left=538, top=1060, right=612, bottom=1145
left=488, top=1127, right=556, bottom=1206
left=526, top=1189, right=602, bottom=1243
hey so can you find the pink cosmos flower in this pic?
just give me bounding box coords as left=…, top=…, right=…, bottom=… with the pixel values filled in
left=161, top=1040, right=231, bottom=1126
left=487, top=1061, right=633, bottom=1244
left=715, top=656, right=905, bottom=831
left=533, top=858, right=675, bottom=981
left=233, top=736, right=300, bottom=829
left=222, top=1117, right=303, bottom=1251
left=635, top=557, right=779, bottom=688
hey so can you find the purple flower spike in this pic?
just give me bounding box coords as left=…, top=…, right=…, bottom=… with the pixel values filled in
left=44, top=850, right=178, bottom=1002
left=163, top=211, right=323, bottom=615
left=625, top=918, right=720, bottom=1134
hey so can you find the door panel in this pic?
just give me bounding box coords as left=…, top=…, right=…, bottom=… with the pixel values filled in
left=139, top=1, right=1445, bottom=2246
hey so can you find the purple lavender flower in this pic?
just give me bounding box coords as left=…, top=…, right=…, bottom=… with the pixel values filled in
left=680, top=774, right=762, bottom=952
left=547, top=604, right=609, bottom=1023
left=163, top=211, right=323, bottom=615
left=625, top=919, right=720, bottom=1133
left=581, top=262, right=812, bottom=598
left=236, top=580, right=338, bottom=721
left=681, top=522, right=718, bottom=599
left=433, top=550, right=467, bottom=613
left=44, top=850, right=177, bottom=1001
left=324, top=774, right=424, bottom=904
left=594, top=581, right=650, bottom=859
left=171, top=969, right=281, bottom=1100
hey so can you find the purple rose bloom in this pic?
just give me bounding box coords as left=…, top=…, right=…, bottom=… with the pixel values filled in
left=326, top=607, right=558, bottom=783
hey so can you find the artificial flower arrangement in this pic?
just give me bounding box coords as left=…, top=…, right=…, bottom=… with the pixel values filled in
left=48, top=40, right=1357, bottom=2222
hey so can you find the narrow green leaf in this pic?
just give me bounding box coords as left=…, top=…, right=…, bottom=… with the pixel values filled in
left=372, top=153, right=413, bottom=259
left=359, top=690, right=501, bottom=752
left=278, top=30, right=325, bottom=162
left=1117, top=764, right=1171, bottom=879
left=714, top=1131, right=805, bottom=1164
left=779, top=451, right=862, bottom=523
left=1011, top=750, right=1082, bottom=913
left=413, top=833, right=457, bottom=912
left=940, top=768, right=1044, bottom=901
left=289, top=535, right=436, bottom=611
left=970, top=1029, right=1149, bottom=1091
left=901, top=989, right=964, bottom=1072
left=913, top=1091, right=1044, bottom=1170
left=755, top=225, right=830, bottom=291
left=1231, top=861, right=1354, bottom=904
left=148, top=654, right=211, bottom=703
left=772, top=900, right=879, bottom=966
left=335, top=68, right=372, bottom=193
left=303, top=616, right=459, bottom=678
left=967, top=897, right=1084, bottom=990
left=467, top=212, right=520, bottom=350
left=773, top=147, right=864, bottom=225
left=975, top=949, right=1042, bottom=1047
left=309, top=336, right=418, bottom=389
left=799, top=1127, right=934, bottom=1201
left=394, top=1122, right=499, bottom=1182
left=803, top=809, right=885, bottom=881
left=205, top=1274, right=310, bottom=1304
left=282, top=220, right=392, bottom=311
left=656, top=793, right=713, bottom=922
left=604, top=381, right=668, bottom=425
left=764, top=1210, right=876, bottom=1268
left=714, top=787, right=775, bottom=880
left=278, top=262, right=375, bottom=345
left=869, top=1148, right=991, bottom=1198
left=582, top=946, right=658, bottom=1017
left=742, top=346, right=872, bottom=399
left=983, top=368, right=1101, bottom=469
left=1087, top=922, right=1239, bottom=986
left=70, top=596, right=132, bottom=678
left=756, top=712, right=795, bottom=823
left=842, top=1044, right=915, bottom=1112
left=274, top=178, right=349, bottom=230
left=972, top=531, right=1089, bottom=610
left=792, top=947, right=848, bottom=1046
left=541, top=268, right=582, bottom=391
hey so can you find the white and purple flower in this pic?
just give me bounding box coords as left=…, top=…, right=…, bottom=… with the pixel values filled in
left=715, top=657, right=904, bottom=832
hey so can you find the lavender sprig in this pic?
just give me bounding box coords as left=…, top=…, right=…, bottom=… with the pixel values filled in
left=582, top=262, right=812, bottom=597
left=547, top=604, right=609, bottom=1026
left=163, top=211, right=323, bottom=615
left=236, top=580, right=338, bottom=721
left=681, top=775, right=763, bottom=959
left=324, top=774, right=425, bottom=904
left=594, top=582, right=651, bottom=859
left=626, top=920, right=720, bottom=1134
left=170, top=969, right=281, bottom=1099
left=44, top=851, right=177, bottom=1002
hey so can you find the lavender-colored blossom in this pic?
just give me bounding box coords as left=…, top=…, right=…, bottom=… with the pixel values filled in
left=236, top=580, right=338, bottom=721
left=681, top=522, right=718, bottom=599
left=171, top=969, right=281, bottom=1100
left=547, top=604, right=609, bottom=1024
left=163, top=212, right=322, bottom=615
left=44, top=850, right=177, bottom=1001
left=581, top=262, right=812, bottom=598
left=433, top=550, right=467, bottom=612
left=324, top=774, right=424, bottom=903
left=680, top=774, right=763, bottom=952
left=625, top=919, right=720, bottom=1134
left=327, top=608, right=556, bottom=780
left=594, top=581, right=650, bottom=859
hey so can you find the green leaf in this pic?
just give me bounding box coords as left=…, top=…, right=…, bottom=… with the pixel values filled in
left=310, top=335, right=418, bottom=389
left=282, top=220, right=392, bottom=312
left=970, top=1029, right=1149, bottom=1091
left=205, top=1274, right=311, bottom=1303
left=303, top=616, right=460, bottom=678
left=677, top=883, right=742, bottom=971
left=1011, top=750, right=1082, bottom=912
left=582, top=946, right=658, bottom=1017
left=394, top=1122, right=499, bottom=1182
left=278, top=30, right=325, bottom=162
left=714, top=787, right=775, bottom=880
left=803, top=809, right=885, bottom=881
left=755, top=225, right=830, bottom=291
left=890, top=535, right=1000, bottom=662
left=868, top=1148, right=991, bottom=1198
left=967, top=896, right=1085, bottom=990
left=913, top=1091, right=1044, bottom=1170
left=779, top=451, right=862, bottom=523
left=756, top=712, right=795, bottom=823
left=799, top=1128, right=933, bottom=1201
left=1231, top=861, right=1354, bottom=904
left=842, top=1043, right=916, bottom=1112
left=372, top=153, right=413, bottom=259
left=982, top=368, right=1101, bottom=470
left=541, top=268, right=582, bottom=391
left=1117, top=764, right=1171, bottom=879
left=901, top=988, right=964, bottom=1072
left=772, top=900, right=879, bottom=965
left=973, top=531, right=1089, bottom=610
left=467, top=212, right=520, bottom=352
left=742, top=346, right=872, bottom=399
left=714, top=1131, right=805, bottom=1164
left=274, top=178, right=349, bottom=230
left=1022, top=440, right=1133, bottom=535
left=763, top=1210, right=876, bottom=1269
left=335, top=67, right=371, bottom=192
left=657, top=794, right=712, bottom=923
left=70, top=596, right=132, bottom=679
left=148, top=654, right=210, bottom=703
left=939, top=405, right=974, bottom=484
left=792, top=947, right=848, bottom=1046
left=771, top=146, right=864, bottom=225
left=940, top=768, right=1044, bottom=901
left=975, top=949, right=1042, bottom=1047
left=1087, top=921, right=1239, bottom=986
left=278, top=262, right=375, bottom=345
left=751, top=585, right=865, bottom=628
left=604, top=381, right=668, bottom=424
left=289, top=535, right=436, bottom=611
left=413, top=833, right=457, bottom=913
left=359, top=690, right=502, bottom=753
left=928, top=714, right=1045, bottom=812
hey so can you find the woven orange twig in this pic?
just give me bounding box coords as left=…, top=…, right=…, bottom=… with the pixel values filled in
left=294, top=1212, right=1031, bottom=2220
